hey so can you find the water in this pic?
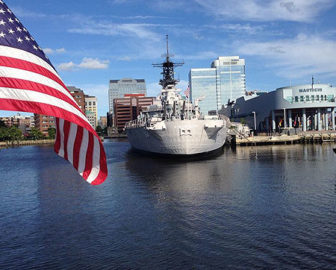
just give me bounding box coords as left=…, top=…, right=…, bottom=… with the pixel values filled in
left=0, top=140, right=336, bottom=269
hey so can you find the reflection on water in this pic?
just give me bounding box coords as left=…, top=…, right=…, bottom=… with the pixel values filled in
left=0, top=141, right=336, bottom=269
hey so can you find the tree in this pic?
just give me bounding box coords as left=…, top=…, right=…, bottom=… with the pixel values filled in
left=48, top=127, right=56, bottom=139
left=7, top=126, right=22, bottom=141
left=0, top=127, right=8, bottom=141
left=0, top=119, right=6, bottom=128
left=29, top=128, right=44, bottom=140
left=95, top=125, right=103, bottom=136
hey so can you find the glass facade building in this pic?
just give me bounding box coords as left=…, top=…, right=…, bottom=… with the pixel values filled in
left=108, top=78, right=146, bottom=113
left=189, top=56, right=246, bottom=114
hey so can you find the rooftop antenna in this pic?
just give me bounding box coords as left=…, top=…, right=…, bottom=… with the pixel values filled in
left=312, top=75, right=314, bottom=90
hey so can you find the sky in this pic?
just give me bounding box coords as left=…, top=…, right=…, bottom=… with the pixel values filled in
left=1, top=0, right=336, bottom=117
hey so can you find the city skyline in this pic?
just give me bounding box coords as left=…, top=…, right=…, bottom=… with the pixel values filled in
left=1, top=0, right=336, bottom=117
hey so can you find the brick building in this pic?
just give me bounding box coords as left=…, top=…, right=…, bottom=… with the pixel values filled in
left=113, top=94, right=155, bottom=133
left=68, top=86, right=86, bottom=113
left=34, top=86, right=86, bottom=136
left=34, top=114, right=55, bottom=136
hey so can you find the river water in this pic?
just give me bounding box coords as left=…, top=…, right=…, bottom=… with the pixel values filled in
left=0, top=140, right=335, bottom=269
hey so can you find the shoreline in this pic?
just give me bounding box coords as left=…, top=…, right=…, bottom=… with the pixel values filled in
left=0, top=139, right=54, bottom=148
left=234, top=131, right=336, bottom=146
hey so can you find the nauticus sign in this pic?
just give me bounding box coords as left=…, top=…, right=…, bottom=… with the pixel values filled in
left=299, top=88, right=323, bottom=93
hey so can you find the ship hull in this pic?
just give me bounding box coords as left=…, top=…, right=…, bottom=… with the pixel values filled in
left=126, top=119, right=227, bottom=155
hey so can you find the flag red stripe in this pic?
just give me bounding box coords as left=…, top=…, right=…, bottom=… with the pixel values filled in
left=63, top=120, right=71, bottom=161
left=0, top=77, right=83, bottom=113
left=83, top=133, right=94, bottom=180
left=0, top=56, right=68, bottom=93
left=54, top=118, right=61, bottom=154
left=73, top=126, right=83, bottom=170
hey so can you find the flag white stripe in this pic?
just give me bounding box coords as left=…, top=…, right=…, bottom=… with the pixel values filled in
left=0, top=45, right=60, bottom=78
left=0, top=66, right=75, bottom=102
left=58, top=119, right=65, bottom=158
left=0, top=87, right=90, bottom=125
left=78, top=129, right=89, bottom=176
left=86, top=136, right=101, bottom=184
left=67, top=123, right=77, bottom=165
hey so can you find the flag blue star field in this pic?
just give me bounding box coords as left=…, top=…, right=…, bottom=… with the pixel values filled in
left=0, top=0, right=108, bottom=185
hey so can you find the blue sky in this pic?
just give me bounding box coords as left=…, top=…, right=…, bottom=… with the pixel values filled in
left=2, top=0, right=336, bottom=117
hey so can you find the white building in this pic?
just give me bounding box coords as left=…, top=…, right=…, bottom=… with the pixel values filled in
left=85, top=95, right=97, bottom=129
left=189, top=56, right=246, bottom=114
left=222, top=83, right=336, bottom=132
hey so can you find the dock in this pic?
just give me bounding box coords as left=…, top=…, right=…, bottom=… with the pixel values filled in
left=233, top=132, right=336, bottom=146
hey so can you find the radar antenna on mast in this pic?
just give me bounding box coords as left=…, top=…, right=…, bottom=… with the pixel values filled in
left=153, top=35, right=184, bottom=88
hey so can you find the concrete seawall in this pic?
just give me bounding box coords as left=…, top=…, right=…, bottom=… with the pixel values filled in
left=235, top=132, right=336, bottom=146
left=0, top=139, right=54, bottom=148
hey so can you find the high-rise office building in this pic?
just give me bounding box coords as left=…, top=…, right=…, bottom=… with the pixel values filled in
left=189, top=56, right=246, bottom=114
left=108, top=78, right=146, bottom=113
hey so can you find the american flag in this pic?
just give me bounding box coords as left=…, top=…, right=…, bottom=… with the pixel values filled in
left=184, top=85, right=190, bottom=98
left=0, top=1, right=107, bottom=185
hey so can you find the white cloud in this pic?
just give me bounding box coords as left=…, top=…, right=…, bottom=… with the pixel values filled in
left=194, top=0, right=335, bottom=22
left=11, top=6, right=47, bottom=18
left=238, top=34, right=336, bottom=79
left=68, top=21, right=161, bottom=42
left=207, top=24, right=264, bottom=35
left=78, top=58, right=109, bottom=69
left=43, top=48, right=66, bottom=54
left=58, top=61, right=76, bottom=71
left=58, top=58, right=109, bottom=71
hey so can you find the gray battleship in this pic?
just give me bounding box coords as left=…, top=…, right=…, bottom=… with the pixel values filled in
left=125, top=38, right=227, bottom=155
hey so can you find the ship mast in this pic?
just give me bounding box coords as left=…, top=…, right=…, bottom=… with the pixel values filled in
left=153, top=35, right=184, bottom=88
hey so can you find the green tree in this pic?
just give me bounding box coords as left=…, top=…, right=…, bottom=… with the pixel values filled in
left=47, top=127, right=56, bottom=139
left=29, top=128, right=44, bottom=140
left=95, top=125, right=103, bottom=136
left=7, top=126, right=22, bottom=141
left=0, top=119, right=6, bottom=128
left=0, top=127, right=8, bottom=141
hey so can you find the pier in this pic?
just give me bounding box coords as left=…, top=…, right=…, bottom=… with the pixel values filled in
left=232, top=131, right=336, bottom=146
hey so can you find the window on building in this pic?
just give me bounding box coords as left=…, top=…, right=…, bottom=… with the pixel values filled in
left=311, top=95, right=315, bottom=101
left=89, top=102, right=92, bottom=106
left=306, top=95, right=310, bottom=101
left=300, top=96, right=304, bottom=102
left=93, top=102, right=96, bottom=105
left=295, top=96, right=298, bottom=102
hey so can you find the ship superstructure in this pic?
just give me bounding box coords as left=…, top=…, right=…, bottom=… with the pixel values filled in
left=125, top=36, right=227, bottom=155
